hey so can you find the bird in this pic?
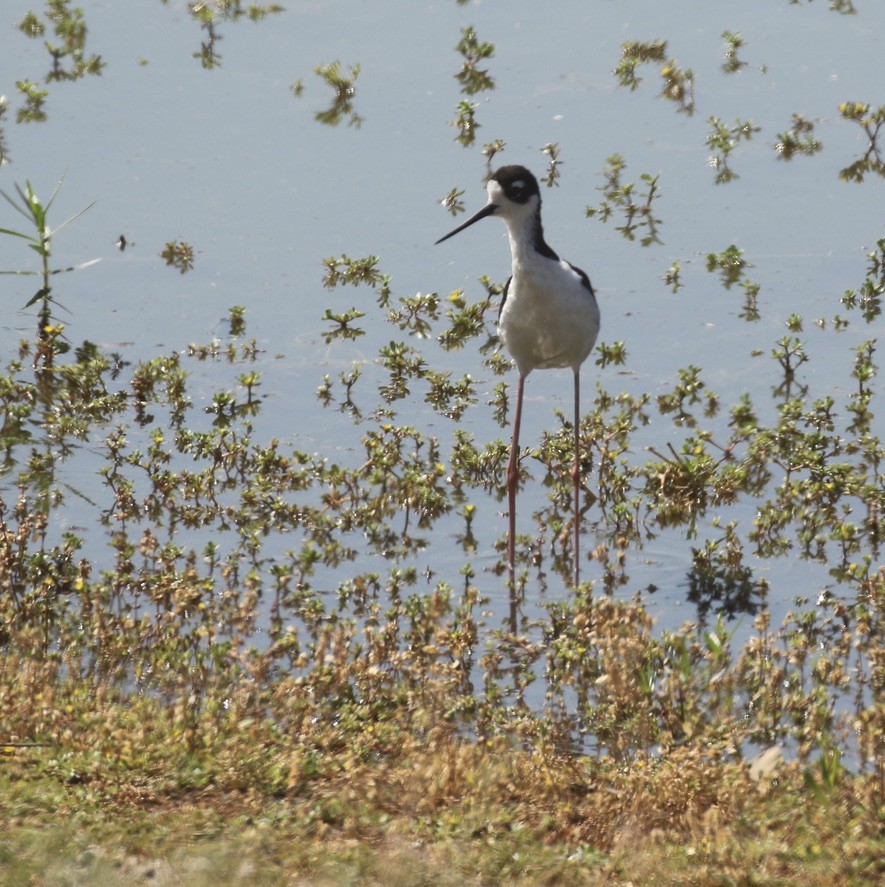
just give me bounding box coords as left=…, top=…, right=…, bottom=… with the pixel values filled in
left=436, top=165, right=600, bottom=587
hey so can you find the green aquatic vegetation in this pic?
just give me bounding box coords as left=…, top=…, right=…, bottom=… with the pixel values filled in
left=845, top=339, right=877, bottom=435
left=0, top=177, right=97, bottom=343
left=655, top=365, right=719, bottom=429
left=771, top=335, right=809, bottom=381
left=720, top=30, right=748, bottom=75
left=10, top=1, right=102, bottom=130
left=660, top=58, right=695, bottom=115
left=663, top=260, right=683, bottom=293
left=160, top=239, right=195, bottom=274
left=0, top=97, right=8, bottom=165
left=838, top=101, right=885, bottom=182
left=789, top=0, right=857, bottom=13
left=451, top=99, right=479, bottom=147
left=482, top=138, right=506, bottom=170
left=440, top=186, right=466, bottom=217
left=687, top=524, right=766, bottom=619
left=841, top=238, right=884, bottom=324
left=322, top=253, right=389, bottom=293
left=17, top=1, right=103, bottom=83
left=454, top=26, right=495, bottom=95
left=313, top=61, right=363, bottom=128
left=0, top=271, right=880, bottom=876
left=180, top=0, right=284, bottom=68
left=387, top=291, right=441, bottom=339
left=1, top=9, right=884, bottom=878
left=540, top=143, right=563, bottom=188
left=614, top=40, right=695, bottom=115
left=449, top=27, right=494, bottom=149
left=14, top=79, right=48, bottom=124
left=613, top=39, right=668, bottom=91
left=705, top=244, right=761, bottom=320
left=321, top=308, right=366, bottom=344
left=16, top=10, right=44, bottom=37
left=585, top=154, right=663, bottom=246
left=775, top=113, right=823, bottom=160
left=705, top=116, right=761, bottom=184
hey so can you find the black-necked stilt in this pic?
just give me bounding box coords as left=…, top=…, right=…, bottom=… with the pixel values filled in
left=437, top=165, right=600, bottom=587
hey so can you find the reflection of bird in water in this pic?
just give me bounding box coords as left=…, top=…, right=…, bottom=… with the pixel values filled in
left=437, top=165, right=600, bottom=587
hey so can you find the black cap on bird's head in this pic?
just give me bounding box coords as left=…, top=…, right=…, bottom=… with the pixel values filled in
left=488, top=165, right=540, bottom=205
left=435, top=165, right=541, bottom=245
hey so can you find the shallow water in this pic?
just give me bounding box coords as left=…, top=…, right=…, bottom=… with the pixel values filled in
left=0, top=0, right=882, bottom=634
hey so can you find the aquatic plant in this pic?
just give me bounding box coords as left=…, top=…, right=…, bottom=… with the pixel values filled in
left=0, top=3, right=882, bottom=880
left=586, top=154, right=663, bottom=247
left=0, top=176, right=97, bottom=346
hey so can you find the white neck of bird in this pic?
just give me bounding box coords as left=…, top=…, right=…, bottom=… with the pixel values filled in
left=504, top=210, right=546, bottom=267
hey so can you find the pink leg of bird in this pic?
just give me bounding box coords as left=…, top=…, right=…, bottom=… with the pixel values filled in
left=507, top=373, right=525, bottom=587
left=572, top=369, right=581, bottom=586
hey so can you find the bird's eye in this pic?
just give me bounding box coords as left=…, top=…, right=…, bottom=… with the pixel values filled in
left=506, top=179, right=528, bottom=201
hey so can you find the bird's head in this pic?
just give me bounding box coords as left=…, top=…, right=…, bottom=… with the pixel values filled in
left=436, top=165, right=541, bottom=245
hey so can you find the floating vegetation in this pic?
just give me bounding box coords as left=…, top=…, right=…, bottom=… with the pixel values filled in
left=706, top=244, right=760, bottom=321
left=613, top=39, right=668, bottom=91
left=14, top=79, right=49, bottom=125
left=160, top=239, right=195, bottom=274
left=450, top=99, right=479, bottom=147
left=454, top=26, right=495, bottom=95
left=17, top=2, right=104, bottom=83
left=721, top=30, right=748, bottom=75
left=0, top=97, right=9, bottom=165
left=312, top=61, right=363, bottom=128
left=183, top=0, right=285, bottom=69
left=705, top=116, right=761, bottom=184
left=775, top=113, right=823, bottom=160
left=540, top=142, right=563, bottom=188
left=840, top=237, right=884, bottom=324
left=663, top=260, right=683, bottom=293
left=440, top=186, right=466, bottom=217
left=1, top=5, right=883, bottom=880
left=449, top=27, right=495, bottom=147
left=481, top=138, right=506, bottom=171
left=789, top=0, right=857, bottom=14
left=9, top=2, right=103, bottom=129
left=660, top=58, right=695, bottom=115
left=585, top=154, right=663, bottom=246
left=614, top=40, right=696, bottom=115
left=838, top=100, right=885, bottom=182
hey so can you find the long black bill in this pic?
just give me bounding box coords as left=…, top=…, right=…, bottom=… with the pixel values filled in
left=435, top=202, right=499, bottom=245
